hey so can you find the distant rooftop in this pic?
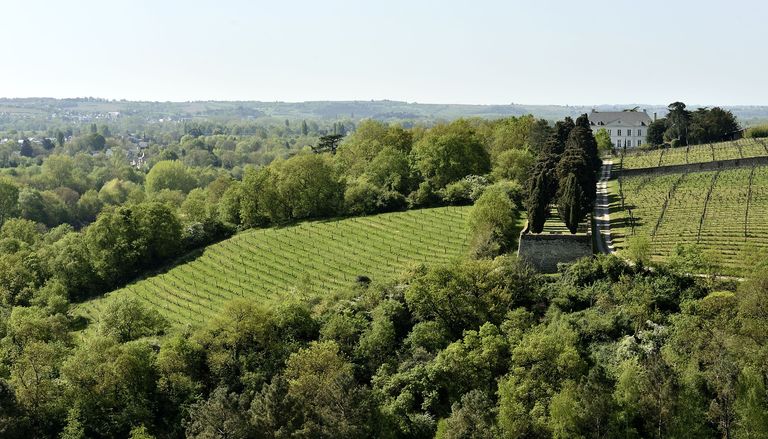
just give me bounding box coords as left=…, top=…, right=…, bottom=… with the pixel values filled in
left=588, top=109, right=653, bottom=127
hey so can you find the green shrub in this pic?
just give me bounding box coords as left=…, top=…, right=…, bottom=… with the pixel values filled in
left=440, top=175, right=490, bottom=205
left=407, top=181, right=441, bottom=208
left=468, top=184, right=519, bottom=257
left=746, top=125, right=768, bottom=139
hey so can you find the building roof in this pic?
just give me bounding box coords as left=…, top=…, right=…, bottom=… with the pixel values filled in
left=587, top=109, right=653, bottom=127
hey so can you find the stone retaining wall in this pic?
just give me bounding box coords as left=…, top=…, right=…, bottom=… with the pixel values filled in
left=518, top=231, right=593, bottom=273
left=619, top=156, right=768, bottom=178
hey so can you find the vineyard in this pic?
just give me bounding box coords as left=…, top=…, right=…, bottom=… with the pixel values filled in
left=609, top=166, right=768, bottom=274
left=619, top=138, right=768, bottom=170
left=76, top=206, right=474, bottom=325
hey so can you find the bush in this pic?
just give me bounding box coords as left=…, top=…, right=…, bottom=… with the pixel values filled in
left=624, top=235, right=651, bottom=266
left=746, top=125, right=768, bottom=139
left=407, top=181, right=441, bottom=208
left=145, top=160, right=197, bottom=194
left=491, top=179, right=524, bottom=209
left=440, top=175, right=490, bottom=205
left=345, top=179, right=407, bottom=216
left=98, top=296, right=169, bottom=342
left=182, top=218, right=235, bottom=249
left=345, top=179, right=382, bottom=215
left=467, top=184, right=519, bottom=257
left=491, top=149, right=535, bottom=183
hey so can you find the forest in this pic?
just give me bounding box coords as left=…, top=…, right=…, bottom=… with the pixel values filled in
left=1, top=104, right=767, bottom=438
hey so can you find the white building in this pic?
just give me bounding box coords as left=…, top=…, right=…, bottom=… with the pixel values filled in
left=587, top=109, right=653, bottom=149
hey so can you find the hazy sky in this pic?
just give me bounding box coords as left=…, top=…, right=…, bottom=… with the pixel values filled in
left=1, top=0, right=765, bottom=105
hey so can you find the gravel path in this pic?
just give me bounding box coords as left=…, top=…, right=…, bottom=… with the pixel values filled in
left=594, top=160, right=614, bottom=254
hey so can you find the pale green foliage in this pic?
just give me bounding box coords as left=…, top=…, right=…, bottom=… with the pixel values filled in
left=411, top=119, right=490, bottom=187
left=467, top=184, right=518, bottom=257
left=436, top=390, right=500, bottom=439
left=487, top=115, right=535, bottom=158
left=10, top=341, right=68, bottom=419
left=335, top=119, right=412, bottom=179
left=0, top=177, right=19, bottom=226
left=180, top=188, right=209, bottom=222
left=284, top=340, right=372, bottom=437
left=0, top=218, right=41, bottom=245
left=625, top=234, right=652, bottom=266
left=594, top=128, right=613, bottom=153
left=668, top=244, right=718, bottom=275
left=98, top=296, right=168, bottom=342
left=145, top=160, right=197, bottom=194
left=60, top=409, right=86, bottom=439
left=547, top=380, right=584, bottom=439
left=129, top=425, right=155, bottom=439
left=491, top=148, right=535, bottom=183
left=498, top=320, right=586, bottom=437
left=61, top=337, right=159, bottom=437
left=98, top=178, right=142, bottom=205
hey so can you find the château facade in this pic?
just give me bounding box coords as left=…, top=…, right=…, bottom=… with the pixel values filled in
left=587, top=109, right=653, bottom=149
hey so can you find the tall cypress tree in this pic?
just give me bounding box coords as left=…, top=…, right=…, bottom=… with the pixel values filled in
left=574, top=114, right=602, bottom=173
left=554, top=127, right=598, bottom=233
left=542, top=117, right=575, bottom=156
left=556, top=172, right=586, bottom=234
left=526, top=155, right=557, bottom=233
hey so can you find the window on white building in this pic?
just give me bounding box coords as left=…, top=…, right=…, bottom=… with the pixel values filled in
left=617, top=129, right=622, bottom=136
left=616, top=140, right=621, bottom=148
left=637, top=139, right=642, bottom=147
left=637, top=129, right=642, bottom=136
left=624, top=139, right=629, bottom=147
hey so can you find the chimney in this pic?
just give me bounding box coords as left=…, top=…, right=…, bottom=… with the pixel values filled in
left=653, top=112, right=657, bottom=122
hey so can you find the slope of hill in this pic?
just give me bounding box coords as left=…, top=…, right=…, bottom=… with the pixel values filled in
left=76, top=206, right=474, bottom=325
left=608, top=165, right=768, bottom=275
left=620, top=138, right=768, bottom=170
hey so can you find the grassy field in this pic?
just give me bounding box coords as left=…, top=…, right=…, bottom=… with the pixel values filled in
left=619, top=138, right=768, bottom=170
left=76, top=206, right=475, bottom=325
left=609, top=166, right=768, bottom=275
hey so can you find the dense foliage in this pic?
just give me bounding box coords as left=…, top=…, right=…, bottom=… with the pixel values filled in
left=0, top=116, right=540, bottom=305
left=526, top=114, right=600, bottom=233
left=2, top=254, right=767, bottom=438
left=645, top=102, right=741, bottom=147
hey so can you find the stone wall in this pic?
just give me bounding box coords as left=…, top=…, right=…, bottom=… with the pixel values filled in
left=518, top=231, right=593, bottom=273
left=620, top=155, right=768, bottom=178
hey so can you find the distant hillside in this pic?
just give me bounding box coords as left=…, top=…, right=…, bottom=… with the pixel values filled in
left=76, top=206, right=473, bottom=326
left=3, top=97, right=768, bottom=125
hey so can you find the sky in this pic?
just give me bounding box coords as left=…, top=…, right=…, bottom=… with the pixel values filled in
left=0, top=0, right=766, bottom=105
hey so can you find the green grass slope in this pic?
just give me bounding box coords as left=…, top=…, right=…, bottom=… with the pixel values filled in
left=620, top=138, right=768, bottom=170
left=609, top=166, right=768, bottom=275
left=76, top=206, right=473, bottom=325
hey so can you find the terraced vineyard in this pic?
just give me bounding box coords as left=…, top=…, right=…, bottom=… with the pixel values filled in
left=609, top=166, right=768, bottom=274
left=76, top=207, right=474, bottom=325
left=620, top=138, right=768, bottom=170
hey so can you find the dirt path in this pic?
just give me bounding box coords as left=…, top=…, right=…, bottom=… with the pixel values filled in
left=594, top=160, right=614, bottom=254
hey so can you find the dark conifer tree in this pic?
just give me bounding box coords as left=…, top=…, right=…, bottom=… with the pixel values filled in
left=19, top=139, right=34, bottom=157
left=525, top=147, right=561, bottom=233
left=574, top=113, right=602, bottom=174
left=554, top=127, right=598, bottom=233
left=542, top=117, right=575, bottom=156
left=556, top=172, right=586, bottom=234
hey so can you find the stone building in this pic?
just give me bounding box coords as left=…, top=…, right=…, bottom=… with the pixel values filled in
left=587, top=109, right=653, bottom=149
